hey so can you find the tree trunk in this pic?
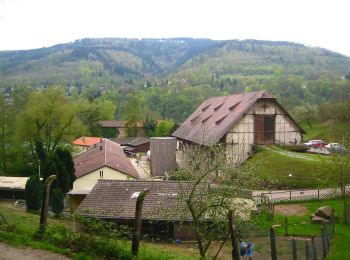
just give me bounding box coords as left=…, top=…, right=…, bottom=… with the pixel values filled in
left=131, top=189, right=149, bottom=256
left=39, top=175, right=56, bottom=233
left=228, top=210, right=240, bottom=260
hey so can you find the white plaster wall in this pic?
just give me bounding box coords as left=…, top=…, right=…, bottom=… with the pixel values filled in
left=72, top=166, right=134, bottom=192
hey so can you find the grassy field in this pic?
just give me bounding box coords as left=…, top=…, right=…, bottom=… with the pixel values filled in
left=243, top=146, right=329, bottom=189
left=1, top=199, right=349, bottom=259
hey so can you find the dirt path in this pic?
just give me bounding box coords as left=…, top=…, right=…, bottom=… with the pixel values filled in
left=0, top=242, right=70, bottom=260
left=264, top=146, right=318, bottom=161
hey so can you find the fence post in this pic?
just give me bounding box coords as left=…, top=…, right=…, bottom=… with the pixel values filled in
left=284, top=217, right=288, bottom=236
left=305, top=241, right=310, bottom=260
left=318, top=189, right=320, bottom=200
left=289, top=190, right=292, bottom=202
left=321, top=227, right=327, bottom=259
left=311, top=236, right=317, bottom=260
left=269, top=228, right=277, bottom=260
left=292, top=239, right=297, bottom=260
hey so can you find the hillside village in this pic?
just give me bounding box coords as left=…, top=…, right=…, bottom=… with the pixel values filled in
left=0, top=40, right=350, bottom=259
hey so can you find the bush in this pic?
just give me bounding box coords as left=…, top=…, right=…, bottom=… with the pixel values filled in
left=51, top=189, right=64, bottom=216
left=282, top=145, right=308, bottom=153
left=25, top=175, right=43, bottom=211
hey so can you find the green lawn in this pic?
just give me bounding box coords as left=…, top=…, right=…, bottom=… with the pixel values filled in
left=0, top=201, right=195, bottom=259
left=256, top=199, right=350, bottom=260
left=243, top=146, right=329, bottom=188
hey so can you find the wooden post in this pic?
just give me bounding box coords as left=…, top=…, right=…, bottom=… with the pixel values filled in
left=311, top=236, right=317, bottom=260
left=317, top=189, right=320, bottom=200
left=289, top=190, right=292, bottom=202
left=131, top=189, right=149, bottom=256
left=321, top=227, right=327, bottom=259
left=39, top=175, right=56, bottom=233
left=305, top=241, right=309, bottom=260
left=285, top=217, right=288, bottom=236
left=269, top=227, right=277, bottom=260
left=291, top=239, right=297, bottom=260
left=228, top=210, right=240, bottom=260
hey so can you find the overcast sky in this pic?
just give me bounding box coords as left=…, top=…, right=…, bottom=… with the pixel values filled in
left=0, top=0, right=349, bottom=56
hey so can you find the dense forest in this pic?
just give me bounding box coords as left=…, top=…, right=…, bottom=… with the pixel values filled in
left=0, top=38, right=350, bottom=122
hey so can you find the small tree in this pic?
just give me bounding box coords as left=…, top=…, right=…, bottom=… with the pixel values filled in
left=124, top=94, right=141, bottom=137
left=51, top=189, right=64, bottom=217
left=25, top=175, right=43, bottom=211
left=154, top=120, right=175, bottom=137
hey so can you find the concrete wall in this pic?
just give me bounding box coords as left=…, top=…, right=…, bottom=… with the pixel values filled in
left=225, top=100, right=302, bottom=163
left=72, top=166, right=134, bottom=192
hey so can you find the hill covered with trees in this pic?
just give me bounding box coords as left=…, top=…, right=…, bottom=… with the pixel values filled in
left=0, top=37, right=350, bottom=123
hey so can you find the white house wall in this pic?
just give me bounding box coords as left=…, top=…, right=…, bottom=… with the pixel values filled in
left=72, top=166, right=134, bottom=192
left=225, top=100, right=302, bottom=163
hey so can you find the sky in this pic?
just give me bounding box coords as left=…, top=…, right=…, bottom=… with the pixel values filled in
left=0, top=0, right=349, bottom=57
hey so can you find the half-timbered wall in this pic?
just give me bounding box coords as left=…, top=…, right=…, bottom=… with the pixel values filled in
left=225, top=100, right=302, bottom=163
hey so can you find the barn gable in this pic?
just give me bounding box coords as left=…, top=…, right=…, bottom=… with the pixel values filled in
left=173, top=90, right=305, bottom=147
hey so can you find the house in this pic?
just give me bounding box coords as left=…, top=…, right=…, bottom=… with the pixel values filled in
left=173, top=90, right=305, bottom=163
left=108, top=137, right=150, bottom=155
left=98, top=120, right=146, bottom=138
left=76, top=179, right=197, bottom=240
left=72, top=139, right=139, bottom=193
left=72, top=137, right=102, bottom=154
left=0, top=176, right=29, bottom=200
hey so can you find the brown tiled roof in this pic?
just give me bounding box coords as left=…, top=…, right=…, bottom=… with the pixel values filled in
left=73, top=137, right=102, bottom=147
left=76, top=180, right=201, bottom=221
left=74, top=139, right=139, bottom=179
left=173, top=90, right=304, bottom=145
left=98, top=120, right=144, bottom=128
left=109, top=137, right=150, bottom=147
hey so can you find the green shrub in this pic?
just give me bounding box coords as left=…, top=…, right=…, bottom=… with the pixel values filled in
left=51, top=189, right=64, bottom=216
left=25, top=175, right=43, bottom=211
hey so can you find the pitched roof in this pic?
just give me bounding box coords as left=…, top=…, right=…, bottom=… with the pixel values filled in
left=74, top=139, right=139, bottom=179
left=73, top=137, right=102, bottom=147
left=76, top=179, right=198, bottom=221
left=98, top=120, right=144, bottom=128
left=108, top=137, right=150, bottom=147
left=173, top=90, right=304, bottom=145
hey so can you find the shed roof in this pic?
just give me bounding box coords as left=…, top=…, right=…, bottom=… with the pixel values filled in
left=76, top=179, right=201, bottom=221
left=98, top=120, right=144, bottom=128
left=74, top=139, right=139, bottom=179
left=109, top=137, right=150, bottom=147
left=173, top=90, right=305, bottom=145
left=0, top=177, right=29, bottom=190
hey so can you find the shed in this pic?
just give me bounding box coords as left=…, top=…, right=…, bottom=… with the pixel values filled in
left=0, top=176, right=29, bottom=200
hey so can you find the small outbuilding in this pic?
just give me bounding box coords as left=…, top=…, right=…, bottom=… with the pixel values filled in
left=0, top=176, right=29, bottom=200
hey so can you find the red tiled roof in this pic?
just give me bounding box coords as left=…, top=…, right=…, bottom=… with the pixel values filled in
left=73, top=137, right=102, bottom=147
left=76, top=180, right=203, bottom=221
left=74, top=139, right=139, bottom=179
left=173, top=90, right=304, bottom=145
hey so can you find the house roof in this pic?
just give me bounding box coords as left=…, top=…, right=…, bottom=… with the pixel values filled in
left=74, top=139, right=139, bottom=179
left=173, top=90, right=305, bottom=145
left=98, top=120, right=144, bottom=128
left=0, top=177, right=29, bottom=190
left=108, top=137, right=150, bottom=147
left=73, top=137, right=102, bottom=147
left=76, top=179, right=199, bottom=221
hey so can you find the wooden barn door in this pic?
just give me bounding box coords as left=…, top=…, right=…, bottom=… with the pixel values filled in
left=254, top=115, right=275, bottom=144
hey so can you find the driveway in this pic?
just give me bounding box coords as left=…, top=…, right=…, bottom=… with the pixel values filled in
left=0, top=242, right=70, bottom=260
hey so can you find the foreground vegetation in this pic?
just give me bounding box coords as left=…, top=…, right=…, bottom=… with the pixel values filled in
left=0, top=201, right=194, bottom=259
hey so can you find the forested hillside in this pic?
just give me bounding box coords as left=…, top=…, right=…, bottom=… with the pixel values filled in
left=0, top=38, right=350, bottom=122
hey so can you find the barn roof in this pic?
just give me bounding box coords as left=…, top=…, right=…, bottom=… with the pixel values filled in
left=109, top=137, right=150, bottom=147
left=74, top=139, right=139, bottom=179
left=98, top=120, right=144, bottom=128
left=0, top=177, right=29, bottom=190
left=76, top=180, right=200, bottom=221
left=173, top=90, right=305, bottom=145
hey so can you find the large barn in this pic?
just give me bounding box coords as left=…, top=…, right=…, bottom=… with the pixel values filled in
left=173, top=90, right=305, bottom=163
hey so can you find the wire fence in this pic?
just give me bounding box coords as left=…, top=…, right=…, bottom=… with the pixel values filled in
left=254, top=187, right=350, bottom=204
